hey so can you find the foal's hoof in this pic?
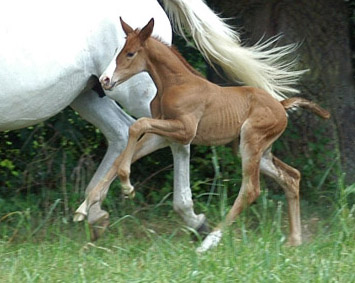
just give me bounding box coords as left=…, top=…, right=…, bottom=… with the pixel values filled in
left=122, top=184, right=135, bottom=199
left=73, top=200, right=88, bottom=222
left=73, top=212, right=86, bottom=222
left=191, top=219, right=211, bottom=242
left=124, top=190, right=136, bottom=199
left=196, top=230, right=222, bottom=253
left=285, top=237, right=302, bottom=247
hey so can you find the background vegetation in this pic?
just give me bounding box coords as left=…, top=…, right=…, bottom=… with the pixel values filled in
left=0, top=1, right=354, bottom=282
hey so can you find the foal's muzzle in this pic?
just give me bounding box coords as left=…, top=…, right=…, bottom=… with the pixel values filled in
left=100, top=76, right=114, bottom=90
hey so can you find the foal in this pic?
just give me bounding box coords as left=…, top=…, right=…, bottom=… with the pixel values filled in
left=100, top=18, right=330, bottom=252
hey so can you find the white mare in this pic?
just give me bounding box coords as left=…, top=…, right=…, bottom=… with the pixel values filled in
left=1, top=0, right=304, bottom=246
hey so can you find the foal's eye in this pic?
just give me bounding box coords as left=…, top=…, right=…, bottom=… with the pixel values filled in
left=127, top=52, right=135, bottom=58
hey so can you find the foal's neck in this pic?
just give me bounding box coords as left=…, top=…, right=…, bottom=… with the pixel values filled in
left=145, top=38, right=202, bottom=95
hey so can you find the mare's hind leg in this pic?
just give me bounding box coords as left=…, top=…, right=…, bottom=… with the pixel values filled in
left=119, top=135, right=207, bottom=232
left=260, top=149, right=301, bottom=246
left=170, top=143, right=208, bottom=233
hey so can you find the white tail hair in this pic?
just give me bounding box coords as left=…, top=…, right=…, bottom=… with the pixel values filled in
left=160, top=0, right=306, bottom=101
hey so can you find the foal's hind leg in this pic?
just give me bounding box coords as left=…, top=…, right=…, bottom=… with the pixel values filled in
left=260, top=149, right=301, bottom=246
left=197, top=141, right=263, bottom=252
left=197, top=124, right=278, bottom=252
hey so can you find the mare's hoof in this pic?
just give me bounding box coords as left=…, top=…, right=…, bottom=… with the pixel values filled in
left=89, top=214, right=110, bottom=242
left=191, top=219, right=211, bottom=242
left=88, top=208, right=110, bottom=241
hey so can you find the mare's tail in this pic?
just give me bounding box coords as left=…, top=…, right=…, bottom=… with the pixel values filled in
left=281, top=97, right=331, bottom=119
left=160, top=0, right=307, bottom=101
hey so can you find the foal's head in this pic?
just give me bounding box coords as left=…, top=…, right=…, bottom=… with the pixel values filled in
left=100, top=18, right=154, bottom=90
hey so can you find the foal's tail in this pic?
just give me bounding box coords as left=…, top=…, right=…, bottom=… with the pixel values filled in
left=281, top=97, right=331, bottom=119
left=160, top=0, right=306, bottom=101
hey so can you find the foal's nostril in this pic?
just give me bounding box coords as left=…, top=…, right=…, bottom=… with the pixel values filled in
left=100, top=76, right=111, bottom=87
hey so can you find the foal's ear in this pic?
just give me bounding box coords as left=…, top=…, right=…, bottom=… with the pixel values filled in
left=120, top=17, right=134, bottom=35
left=138, top=18, right=154, bottom=44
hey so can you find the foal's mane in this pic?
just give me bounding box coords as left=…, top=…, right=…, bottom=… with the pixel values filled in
left=151, top=35, right=205, bottom=79
left=131, top=27, right=205, bottom=79
left=169, top=45, right=205, bottom=78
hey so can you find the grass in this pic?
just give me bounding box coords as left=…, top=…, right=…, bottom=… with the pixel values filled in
left=0, top=184, right=354, bottom=282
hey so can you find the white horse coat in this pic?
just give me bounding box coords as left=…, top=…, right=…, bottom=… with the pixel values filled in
left=0, top=0, right=171, bottom=130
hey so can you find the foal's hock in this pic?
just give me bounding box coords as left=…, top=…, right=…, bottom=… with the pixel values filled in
left=100, top=18, right=330, bottom=252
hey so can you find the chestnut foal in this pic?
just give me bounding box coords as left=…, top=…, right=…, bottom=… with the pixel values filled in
left=99, top=18, right=330, bottom=252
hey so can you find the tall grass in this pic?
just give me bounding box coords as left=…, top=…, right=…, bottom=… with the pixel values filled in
left=0, top=181, right=354, bottom=282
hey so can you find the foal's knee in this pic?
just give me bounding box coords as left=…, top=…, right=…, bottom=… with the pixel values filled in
left=129, top=118, right=149, bottom=138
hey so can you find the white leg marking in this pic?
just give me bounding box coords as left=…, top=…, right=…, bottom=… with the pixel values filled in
left=196, top=230, right=222, bottom=253
left=73, top=199, right=88, bottom=222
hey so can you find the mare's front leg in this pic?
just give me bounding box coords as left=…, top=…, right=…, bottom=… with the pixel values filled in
left=71, top=90, right=134, bottom=240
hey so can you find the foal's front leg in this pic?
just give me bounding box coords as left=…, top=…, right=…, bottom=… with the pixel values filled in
left=118, top=133, right=170, bottom=197
left=117, top=121, right=207, bottom=233
left=117, top=117, right=195, bottom=196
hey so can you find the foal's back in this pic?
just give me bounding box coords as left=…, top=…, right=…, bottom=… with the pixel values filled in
left=191, top=83, right=287, bottom=146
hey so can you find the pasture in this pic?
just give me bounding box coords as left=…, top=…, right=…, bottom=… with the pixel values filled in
left=1, top=181, right=354, bottom=282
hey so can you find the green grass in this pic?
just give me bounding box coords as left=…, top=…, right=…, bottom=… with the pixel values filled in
left=1, top=185, right=354, bottom=283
